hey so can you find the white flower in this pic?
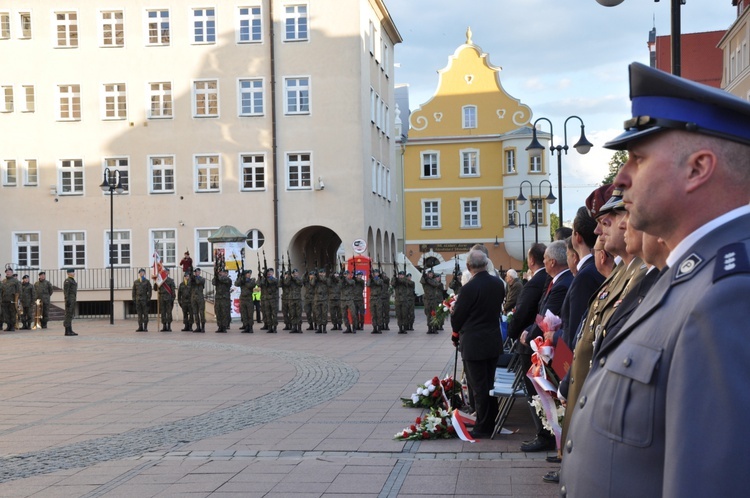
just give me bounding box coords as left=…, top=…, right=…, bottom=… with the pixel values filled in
left=411, top=394, right=419, bottom=404
left=416, top=388, right=425, bottom=396
left=427, top=384, right=436, bottom=392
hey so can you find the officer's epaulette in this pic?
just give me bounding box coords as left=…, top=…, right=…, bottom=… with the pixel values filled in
left=713, top=243, right=750, bottom=283
left=674, top=252, right=704, bottom=281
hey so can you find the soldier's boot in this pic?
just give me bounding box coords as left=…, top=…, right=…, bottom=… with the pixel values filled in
left=143, top=324, right=148, bottom=332
left=216, top=327, right=226, bottom=333
left=65, top=326, right=78, bottom=336
left=241, top=324, right=250, bottom=333
left=268, top=326, right=277, bottom=333
left=307, top=322, right=315, bottom=330
left=283, top=323, right=290, bottom=330
left=182, top=324, right=189, bottom=331
left=168, top=323, right=172, bottom=331
left=136, top=324, right=144, bottom=332
left=398, top=326, right=406, bottom=334
left=41, top=321, right=47, bottom=329
left=261, top=324, right=269, bottom=330
left=315, top=324, right=322, bottom=334
left=161, top=324, right=168, bottom=332
left=371, top=325, right=379, bottom=334
left=344, top=325, right=353, bottom=334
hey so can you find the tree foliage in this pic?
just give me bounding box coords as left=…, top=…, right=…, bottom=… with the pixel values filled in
left=549, top=213, right=560, bottom=239
left=602, top=150, right=628, bottom=185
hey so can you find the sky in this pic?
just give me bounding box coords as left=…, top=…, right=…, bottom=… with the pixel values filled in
left=386, top=0, right=737, bottom=222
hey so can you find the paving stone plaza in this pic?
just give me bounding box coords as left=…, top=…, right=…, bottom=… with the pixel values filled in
left=0, top=313, right=558, bottom=497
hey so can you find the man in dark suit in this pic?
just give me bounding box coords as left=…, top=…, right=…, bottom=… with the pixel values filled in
left=450, top=249, right=505, bottom=439
left=561, top=62, right=750, bottom=497
left=519, top=240, right=574, bottom=452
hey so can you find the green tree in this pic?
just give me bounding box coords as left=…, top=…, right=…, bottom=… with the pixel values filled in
left=602, top=150, right=628, bottom=185
left=549, top=213, right=560, bottom=240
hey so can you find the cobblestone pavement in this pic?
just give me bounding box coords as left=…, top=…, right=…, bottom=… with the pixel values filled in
left=0, top=315, right=559, bottom=497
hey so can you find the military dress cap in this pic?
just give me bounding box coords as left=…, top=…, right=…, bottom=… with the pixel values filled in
left=22, top=275, right=29, bottom=279
left=406, top=272, right=412, bottom=277
left=194, top=268, right=202, bottom=272
left=605, top=62, right=750, bottom=150
left=319, top=268, right=326, bottom=273
left=372, top=268, right=380, bottom=273
left=585, top=184, right=615, bottom=218
left=598, top=188, right=626, bottom=216
left=38, top=271, right=46, bottom=275
left=398, top=270, right=405, bottom=275
left=66, top=268, right=75, bottom=273
left=138, top=268, right=146, bottom=273
left=244, top=269, right=252, bottom=275
left=292, top=268, right=298, bottom=273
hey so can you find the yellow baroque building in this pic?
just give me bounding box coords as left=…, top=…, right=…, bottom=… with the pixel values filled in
left=401, top=30, right=554, bottom=275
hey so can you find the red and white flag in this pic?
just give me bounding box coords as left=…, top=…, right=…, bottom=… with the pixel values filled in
left=152, top=251, right=172, bottom=295
left=451, top=409, right=476, bottom=443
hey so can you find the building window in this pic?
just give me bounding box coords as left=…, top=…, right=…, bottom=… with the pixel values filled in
left=461, top=199, right=480, bottom=228
left=146, top=9, right=170, bottom=45
left=105, top=230, right=130, bottom=267
left=57, top=84, right=81, bottom=121
left=195, top=155, right=220, bottom=192
left=103, top=157, right=130, bottom=193
left=245, top=229, right=265, bottom=250
left=371, top=158, right=377, bottom=193
left=238, top=6, right=262, bottom=43
left=194, top=80, right=218, bottom=117
left=2, top=159, right=17, bottom=186
left=23, top=159, right=38, bottom=186
left=148, top=82, right=172, bottom=118
left=151, top=230, right=176, bottom=265
left=100, top=10, right=124, bottom=47
left=102, top=83, right=127, bottom=120
left=0, top=12, right=9, bottom=39
left=15, top=233, right=40, bottom=268
left=192, top=8, right=216, bottom=44
left=21, top=85, right=34, bottom=112
left=422, top=200, right=440, bottom=229
left=61, top=231, right=86, bottom=268
left=54, top=12, right=78, bottom=48
left=59, top=159, right=84, bottom=195
left=421, top=151, right=439, bottom=178
left=530, top=155, right=542, bottom=173
left=386, top=168, right=391, bottom=201
left=284, top=77, right=309, bottom=114
left=239, top=78, right=263, bottom=116
left=240, top=154, right=265, bottom=190
left=287, top=152, right=311, bottom=190
left=19, top=12, right=32, bottom=39
left=368, top=21, right=375, bottom=55
left=196, top=228, right=215, bottom=265
left=149, top=156, right=175, bottom=193
left=506, top=199, right=517, bottom=225
left=531, top=199, right=544, bottom=225
left=284, top=5, right=308, bottom=41
left=460, top=150, right=479, bottom=177
left=370, top=88, right=376, bottom=123
left=463, top=105, right=477, bottom=129
left=383, top=40, right=390, bottom=76
left=505, top=149, right=516, bottom=174
left=1, top=85, right=12, bottom=112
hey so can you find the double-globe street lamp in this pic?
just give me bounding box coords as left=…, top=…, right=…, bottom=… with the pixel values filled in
left=100, top=168, right=124, bottom=325
left=525, top=116, right=593, bottom=223
left=507, top=209, right=536, bottom=267
left=516, top=179, right=556, bottom=244
left=595, top=0, right=682, bottom=76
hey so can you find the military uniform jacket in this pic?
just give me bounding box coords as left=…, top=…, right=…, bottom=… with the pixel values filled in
left=20, top=282, right=35, bottom=306
left=34, top=280, right=53, bottom=303
left=190, top=275, right=206, bottom=301
left=328, top=275, right=342, bottom=301
left=1, top=277, right=21, bottom=302
left=560, top=211, right=750, bottom=498
left=63, top=277, right=77, bottom=303
left=235, top=275, right=256, bottom=300
left=259, top=275, right=279, bottom=299
left=285, top=274, right=303, bottom=300
left=310, top=275, right=328, bottom=302
left=213, top=274, right=232, bottom=299
left=354, top=277, right=365, bottom=304
left=178, top=279, right=190, bottom=305
left=157, top=277, right=175, bottom=301
left=367, top=275, right=382, bottom=299
left=393, top=276, right=410, bottom=301
left=132, top=277, right=153, bottom=302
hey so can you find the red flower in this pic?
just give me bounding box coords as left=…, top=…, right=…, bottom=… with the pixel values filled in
left=447, top=425, right=455, bottom=433
left=432, top=376, right=440, bottom=385
left=422, top=431, right=429, bottom=439
left=431, top=310, right=436, bottom=316
left=402, top=431, right=409, bottom=438
left=415, top=417, right=421, bottom=424
left=432, top=391, right=440, bottom=398
left=435, top=426, right=442, bottom=433
left=410, top=425, right=417, bottom=432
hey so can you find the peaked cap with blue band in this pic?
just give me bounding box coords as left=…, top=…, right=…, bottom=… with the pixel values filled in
left=605, top=62, right=750, bottom=150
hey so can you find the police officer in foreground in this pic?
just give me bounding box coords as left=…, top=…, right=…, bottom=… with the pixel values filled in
left=560, top=62, right=750, bottom=497
left=35, top=271, right=53, bottom=329
left=63, top=268, right=78, bottom=336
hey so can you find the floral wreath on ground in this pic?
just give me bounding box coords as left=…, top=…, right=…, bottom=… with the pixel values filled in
left=430, top=295, right=456, bottom=328
left=400, top=375, right=456, bottom=409
left=394, top=408, right=456, bottom=440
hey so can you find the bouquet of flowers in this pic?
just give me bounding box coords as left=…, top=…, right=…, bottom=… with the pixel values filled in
left=430, top=295, right=456, bottom=328
left=526, top=310, right=563, bottom=447
left=529, top=395, right=565, bottom=435
left=401, top=375, right=456, bottom=409
left=394, top=407, right=457, bottom=440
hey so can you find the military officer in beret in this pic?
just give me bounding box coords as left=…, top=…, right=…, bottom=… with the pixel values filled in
left=132, top=269, right=152, bottom=332
left=561, top=62, right=750, bottom=497
left=190, top=268, right=206, bottom=332
left=19, top=275, right=35, bottom=330
left=1, top=267, right=20, bottom=331
left=63, top=268, right=78, bottom=336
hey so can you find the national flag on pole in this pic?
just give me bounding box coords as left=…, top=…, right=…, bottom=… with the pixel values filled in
left=152, top=250, right=172, bottom=296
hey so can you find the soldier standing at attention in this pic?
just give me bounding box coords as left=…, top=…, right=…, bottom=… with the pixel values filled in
left=178, top=271, right=193, bottom=331
left=303, top=271, right=315, bottom=330
left=259, top=268, right=279, bottom=333
left=34, top=271, right=53, bottom=329
left=328, top=270, right=343, bottom=330
left=63, top=268, right=78, bottom=336
left=406, top=273, right=416, bottom=331
left=311, top=268, right=329, bottom=333
left=368, top=268, right=383, bottom=334
left=421, top=269, right=440, bottom=334
left=212, top=268, right=232, bottom=333
left=133, top=269, right=152, bottom=332
left=191, top=268, right=206, bottom=332
left=380, top=272, right=391, bottom=331
left=155, top=268, right=175, bottom=331
left=340, top=270, right=357, bottom=333
left=280, top=268, right=291, bottom=330
left=19, top=275, right=35, bottom=330
left=1, top=267, right=20, bottom=331
left=235, top=270, right=256, bottom=333
left=354, top=271, right=366, bottom=330
left=286, top=268, right=304, bottom=333
left=393, top=270, right=410, bottom=334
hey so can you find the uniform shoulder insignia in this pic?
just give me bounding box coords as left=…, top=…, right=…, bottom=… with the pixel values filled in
left=674, top=253, right=703, bottom=280
left=713, top=243, right=750, bottom=283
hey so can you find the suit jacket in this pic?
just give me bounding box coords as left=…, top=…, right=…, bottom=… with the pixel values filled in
left=503, top=279, right=523, bottom=314
left=527, top=269, right=574, bottom=343
left=560, top=257, right=605, bottom=349
left=561, top=211, right=750, bottom=498
left=507, top=268, right=548, bottom=353
left=450, top=270, right=505, bottom=361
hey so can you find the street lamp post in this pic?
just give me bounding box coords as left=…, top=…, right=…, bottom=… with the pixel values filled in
left=517, top=179, right=556, bottom=243
left=100, top=168, right=124, bottom=325
left=508, top=209, right=534, bottom=267
left=595, top=0, right=682, bottom=76
left=525, top=116, right=592, bottom=223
